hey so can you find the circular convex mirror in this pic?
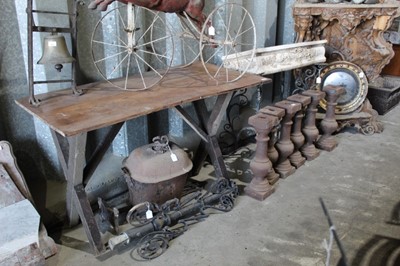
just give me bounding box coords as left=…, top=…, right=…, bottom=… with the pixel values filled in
left=318, top=61, right=368, bottom=114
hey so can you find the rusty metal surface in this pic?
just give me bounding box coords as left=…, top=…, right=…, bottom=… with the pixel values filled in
left=88, top=0, right=205, bottom=27
left=89, top=0, right=206, bottom=28
left=108, top=178, right=238, bottom=260
left=123, top=136, right=192, bottom=183
left=123, top=136, right=192, bottom=205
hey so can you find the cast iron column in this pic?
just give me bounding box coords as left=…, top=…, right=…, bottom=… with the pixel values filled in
left=274, top=100, right=302, bottom=178
left=259, top=106, right=285, bottom=185
left=245, top=113, right=278, bottom=200
left=301, top=90, right=326, bottom=160
left=316, top=85, right=346, bottom=151
left=287, top=94, right=311, bottom=168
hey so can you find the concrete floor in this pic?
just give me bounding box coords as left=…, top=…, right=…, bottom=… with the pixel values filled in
left=46, top=105, right=400, bottom=266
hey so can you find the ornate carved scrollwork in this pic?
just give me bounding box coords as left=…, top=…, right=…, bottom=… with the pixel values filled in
left=293, top=2, right=399, bottom=82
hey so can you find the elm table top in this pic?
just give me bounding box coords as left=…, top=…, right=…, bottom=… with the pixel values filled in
left=16, top=62, right=270, bottom=137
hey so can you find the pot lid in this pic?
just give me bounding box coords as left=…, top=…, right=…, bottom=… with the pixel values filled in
left=123, top=136, right=193, bottom=183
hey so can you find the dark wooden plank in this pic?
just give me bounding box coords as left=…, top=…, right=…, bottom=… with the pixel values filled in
left=83, top=122, right=124, bottom=185
left=66, top=134, right=87, bottom=226
left=174, top=106, right=209, bottom=142
left=51, top=130, right=68, bottom=179
left=207, top=93, right=233, bottom=136
left=206, top=135, right=228, bottom=178
left=73, top=184, right=105, bottom=255
left=15, top=63, right=270, bottom=137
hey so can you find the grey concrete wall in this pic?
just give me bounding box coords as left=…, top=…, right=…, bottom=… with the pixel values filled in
left=0, top=0, right=286, bottom=186
left=277, top=0, right=297, bottom=99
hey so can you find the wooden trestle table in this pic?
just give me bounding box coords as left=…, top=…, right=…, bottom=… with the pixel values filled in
left=16, top=62, right=270, bottom=255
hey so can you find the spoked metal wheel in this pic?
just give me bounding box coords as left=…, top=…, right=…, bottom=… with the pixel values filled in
left=200, top=3, right=256, bottom=83
left=91, top=4, right=174, bottom=90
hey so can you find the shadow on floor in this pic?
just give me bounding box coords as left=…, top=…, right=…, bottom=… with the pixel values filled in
left=387, top=200, right=400, bottom=226
left=351, top=235, right=400, bottom=266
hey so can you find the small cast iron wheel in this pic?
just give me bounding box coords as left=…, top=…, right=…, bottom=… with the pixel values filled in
left=219, top=194, right=235, bottom=211
left=199, top=3, right=256, bottom=83
left=137, top=234, right=169, bottom=260
left=91, top=3, right=174, bottom=90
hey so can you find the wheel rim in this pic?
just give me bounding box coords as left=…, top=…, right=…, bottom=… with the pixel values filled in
left=91, top=5, right=174, bottom=90
left=200, top=3, right=256, bottom=83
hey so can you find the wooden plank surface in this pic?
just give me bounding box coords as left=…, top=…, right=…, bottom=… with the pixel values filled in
left=16, top=63, right=270, bottom=137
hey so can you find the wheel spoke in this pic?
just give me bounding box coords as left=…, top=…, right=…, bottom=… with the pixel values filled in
left=136, top=14, right=161, bottom=45
left=92, top=40, right=127, bottom=49
left=135, top=35, right=172, bottom=49
left=94, top=50, right=128, bottom=64
left=124, top=53, right=132, bottom=90
left=135, top=52, right=163, bottom=78
left=92, top=6, right=172, bottom=90
left=183, top=40, right=198, bottom=61
left=117, top=9, right=127, bottom=30
left=234, top=41, right=255, bottom=47
left=136, top=47, right=170, bottom=60
left=200, top=4, right=255, bottom=83
left=231, top=13, right=247, bottom=46
left=233, top=25, right=255, bottom=42
left=134, top=54, right=147, bottom=88
left=109, top=52, right=130, bottom=77
left=217, top=11, right=233, bottom=42
left=213, top=59, right=225, bottom=79
left=204, top=44, right=224, bottom=64
left=100, top=19, right=127, bottom=47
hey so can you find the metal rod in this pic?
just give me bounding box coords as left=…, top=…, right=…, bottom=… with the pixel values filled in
left=319, top=197, right=348, bottom=266
left=27, top=0, right=39, bottom=106
left=32, top=26, right=72, bottom=33
left=71, top=0, right=82, bottom=95
left=33, top=80, right=73, bottom=84
left=31, top=9, right=71, bottom=15
left=109, top=193, right=223, bottom=250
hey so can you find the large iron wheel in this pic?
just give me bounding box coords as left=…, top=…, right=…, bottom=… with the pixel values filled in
left=91, top=4, right=174, bottom=90
left=199, top=3, right=256, bottom=83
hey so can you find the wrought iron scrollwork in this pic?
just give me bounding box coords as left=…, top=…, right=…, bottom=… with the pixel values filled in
left=293, top=64, right=326, bottom=95
left=219, top=86, right=264, bottom=155
left=219, top=89, right=249, bottom=154
left=107, top=179, right=239, bottom=260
